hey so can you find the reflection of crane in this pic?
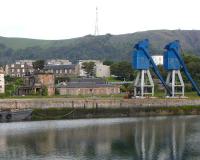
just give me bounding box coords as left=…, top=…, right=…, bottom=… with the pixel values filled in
left=171, top=121, right=186, bottom=160
left=134, top=121, right=156, bottom=160
left=133, top=119, right=186, bottom=160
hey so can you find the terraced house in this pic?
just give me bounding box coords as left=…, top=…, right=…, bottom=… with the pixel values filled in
left=43, top=64, right=79, bottom=77
left=5, top=60, right=35, bottom=77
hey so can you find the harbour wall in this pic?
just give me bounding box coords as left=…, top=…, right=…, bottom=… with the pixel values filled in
left=0, top=98, right=200, bottom=110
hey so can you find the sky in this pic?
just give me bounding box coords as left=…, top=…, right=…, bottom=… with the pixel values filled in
left=0, top=0, right=199, bottom=40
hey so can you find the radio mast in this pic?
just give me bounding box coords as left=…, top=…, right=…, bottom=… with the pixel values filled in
left=94, top=7, right=99, bottom=36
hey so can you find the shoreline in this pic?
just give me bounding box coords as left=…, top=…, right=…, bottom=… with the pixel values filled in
left=0, top=97, right=199, bottom=121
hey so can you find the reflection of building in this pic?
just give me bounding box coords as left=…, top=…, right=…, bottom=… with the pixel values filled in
left=57, top=78, right=120, bottom=95
left=5, top=60, right=35, bottom=77
left=0, top=68, right=5, bottom=93
left=43, top=65, right=78, bottom=77
left=78, top=60, right=110, bottom=77
left=17, top=73, right=55, bottom=96
left=152, top=55, right=163, bottom=65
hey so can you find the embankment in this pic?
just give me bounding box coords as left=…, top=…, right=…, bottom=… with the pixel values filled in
left=0, top=98, right=200, bottom=120
left=0, top=98, right=200, bottom=109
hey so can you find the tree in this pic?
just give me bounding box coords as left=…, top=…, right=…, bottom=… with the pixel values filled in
left=82, top=62, right=96, bottom=77
left=103, top=60, right=114, bottom=66
left=32, top=60, right=45, bottom=70
left=110, top=61, right=135, bottom=81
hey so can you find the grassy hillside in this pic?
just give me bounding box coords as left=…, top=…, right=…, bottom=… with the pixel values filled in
left=0, top=30, right=200, bottom=64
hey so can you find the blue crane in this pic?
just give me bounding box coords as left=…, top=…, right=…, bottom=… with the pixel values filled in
left=133, top=39, right=172, bottom=96
left=164, top=40, right=200, bottom=96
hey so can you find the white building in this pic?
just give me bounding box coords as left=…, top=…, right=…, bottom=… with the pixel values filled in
left=0, top=69, right=5, bottom=94
left=46, top=59, right=72, bottom=66
left=78, top=60, right=110, bottom=78
left=96, top=64, right=110, bottom=78
left=16, top=60, right=35, bottom=66
left=152, top=55, right=163, bottom=65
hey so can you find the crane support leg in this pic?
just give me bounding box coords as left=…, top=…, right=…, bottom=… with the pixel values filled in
left=166, top=70, right=184, bottom=97
left=134, top=70, right=154, bottom=97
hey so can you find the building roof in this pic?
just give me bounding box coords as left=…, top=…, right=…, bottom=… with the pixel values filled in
left=70, top=78, right=106, bottom=84
left=43, top=64, right=76, bottom=70
left=57, top=82, right=117, bottom=88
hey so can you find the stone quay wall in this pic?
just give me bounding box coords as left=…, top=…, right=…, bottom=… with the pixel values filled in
left=0, top=98, right=200, bottom=110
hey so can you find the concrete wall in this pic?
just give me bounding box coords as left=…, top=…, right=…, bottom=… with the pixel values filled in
left=0, top=98, right=200, bottom=110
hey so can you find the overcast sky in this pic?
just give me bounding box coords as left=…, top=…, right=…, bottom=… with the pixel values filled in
left=0, top=0, right=199, bottom=40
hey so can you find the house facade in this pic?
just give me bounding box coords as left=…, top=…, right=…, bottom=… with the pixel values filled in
left=17, top=73, right=55, bottom=96
left=5, top=60, right=34, bottom=77
left=43, top=64, right=79, bottom=77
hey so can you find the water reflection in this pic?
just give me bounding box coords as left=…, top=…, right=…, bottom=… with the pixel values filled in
left=0, top=116, right=199, bottom=160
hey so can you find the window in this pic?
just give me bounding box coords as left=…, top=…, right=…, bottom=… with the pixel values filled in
left=11, top=69, right=14, bottom=73
left=21, top=64, right=24, bottom=68
left=65, top=69, right=68, bottom=73
left=17, top=69, right=20, bottom=73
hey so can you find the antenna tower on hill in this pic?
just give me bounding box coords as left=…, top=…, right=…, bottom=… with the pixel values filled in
left=94, top=7, right=99, bottom=36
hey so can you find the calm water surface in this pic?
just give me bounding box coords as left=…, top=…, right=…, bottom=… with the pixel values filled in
left=0, top=116, right=199, bottom=160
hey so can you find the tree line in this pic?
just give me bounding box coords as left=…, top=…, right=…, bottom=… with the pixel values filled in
left=104, top=54, right=200, bottom=86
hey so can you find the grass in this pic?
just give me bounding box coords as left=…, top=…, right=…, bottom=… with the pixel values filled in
left=0, top=93, right=126, bottom=99
left=105, top=77, right=122, bottom=82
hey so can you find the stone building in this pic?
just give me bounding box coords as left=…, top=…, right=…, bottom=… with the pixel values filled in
left=43, top=64, right=78, bottom=77
left=0, top=68, right=5, bottom=94
left=5, top=60, right=34, bottom=77
left=56, top=78, right=120, bottom=96
left=35, top=73, right=55, bottom=96
left=17, top=73, right=55, bottom=96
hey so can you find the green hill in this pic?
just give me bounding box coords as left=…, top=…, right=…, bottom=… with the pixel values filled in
left=0, top=30, right=200, bottom=64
